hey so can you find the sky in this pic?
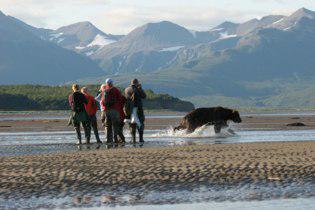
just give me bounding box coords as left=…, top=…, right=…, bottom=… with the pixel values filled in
left=1, top=0, right=315, bottom=34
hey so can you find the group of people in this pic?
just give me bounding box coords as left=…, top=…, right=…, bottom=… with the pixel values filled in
left=68, top=78, right=146, bottom=145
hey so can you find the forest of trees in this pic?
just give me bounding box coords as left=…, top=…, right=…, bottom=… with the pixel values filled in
left=0, top=85, right=194, bottom=112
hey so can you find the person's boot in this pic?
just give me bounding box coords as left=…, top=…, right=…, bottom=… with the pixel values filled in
left=93, top=124, right=102, bottom=143
left=95, top=133, right=102, bottom=144
left=131, top=133, right=136, bottom=144
left=75, top=127, right=82, bottom=145
left=139, top=132, right=144, bottom=143
left=84, top=137, right=90, bottom=144
left=106, top=129, right=113, bottom=144
left=95, top=131, right=102, bottom=143
left=120, top=135, right=126, bottom=144
left=139, top=127, right=144, bottom=143
left=114, top=134, right=120, bottom=144
left=131, top=124, right=136, bottom=144
left=76, top=138, right=82, bottom=145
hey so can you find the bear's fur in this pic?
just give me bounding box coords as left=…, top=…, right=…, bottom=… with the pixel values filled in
left=174, top=107, right=242, bottom=133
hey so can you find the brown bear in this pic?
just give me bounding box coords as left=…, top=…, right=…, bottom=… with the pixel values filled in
left=174, top=107, right=242, bottom=134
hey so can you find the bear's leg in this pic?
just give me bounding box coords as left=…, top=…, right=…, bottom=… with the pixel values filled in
left=186, top=124, right=196, bottom=134
left=174, top=124, right=186, bottom=132
left=214, top=124, right=221, bottom=134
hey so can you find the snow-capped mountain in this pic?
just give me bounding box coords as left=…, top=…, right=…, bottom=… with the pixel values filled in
left=0, top=11, right=103, bottom=85
left=45, top=21, right=124, bottom=57
left=270, top=8, right=315, bottom=31
left=90, top=13, right=293, bottom=74
left=2, top=6, right=315, bottom=101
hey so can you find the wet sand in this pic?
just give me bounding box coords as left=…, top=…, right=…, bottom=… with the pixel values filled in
left=1, top=141, right=314, bottom=200
left=1, top=111, right=315, bottom=207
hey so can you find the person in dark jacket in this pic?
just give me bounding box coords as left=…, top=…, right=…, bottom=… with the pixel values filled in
left=69, top=84, right=91, bottom=145
left=101, top=79, right=126, bottom=144
left=81, top=87, right=102, bottom=144
left=124, top=79, right=146, bottom=143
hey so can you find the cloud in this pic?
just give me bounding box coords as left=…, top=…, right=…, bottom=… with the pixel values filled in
left=93, top=5, right=267, bottom=34
left=0, top=0, right=312, bottom=34
left=0, top=0, right=109, bottom=29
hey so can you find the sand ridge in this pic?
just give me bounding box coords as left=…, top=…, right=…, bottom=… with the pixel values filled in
left=0, top=141, right=314, bottom=199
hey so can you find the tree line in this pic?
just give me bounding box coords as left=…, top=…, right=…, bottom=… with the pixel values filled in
left=0, top=85, right=195, bottom=112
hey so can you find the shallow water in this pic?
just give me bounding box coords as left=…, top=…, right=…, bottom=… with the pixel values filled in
left=2, top=182, right=315, bottom=209
left=1, top=113, right=315, bottom=209
left=91, top=198, right=315, bottom=210
left=1, top=125, right=315, bottom=156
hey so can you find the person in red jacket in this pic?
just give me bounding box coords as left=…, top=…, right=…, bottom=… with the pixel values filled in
left=101, top=78, right=126, bottom=144
left=81, top=87, right=102, bottom=144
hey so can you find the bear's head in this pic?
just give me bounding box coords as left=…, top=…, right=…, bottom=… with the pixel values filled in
left=230, top=110, right=242, bottom=123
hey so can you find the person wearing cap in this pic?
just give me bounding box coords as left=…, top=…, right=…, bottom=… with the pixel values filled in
left=101, top=78, right=126, bottom=144
left=68, top=84, right=91, bottom=145
left=124, top=79, right=147, bottom=143
left=81, top=87, right=102, bottom=144
left=95, top=84, right=106, bottom=125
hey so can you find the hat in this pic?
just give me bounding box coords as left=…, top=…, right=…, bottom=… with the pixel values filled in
left=106, top=78, right=113, bottom=85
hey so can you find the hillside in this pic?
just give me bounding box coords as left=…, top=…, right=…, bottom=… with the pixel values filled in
left=0, top=11, right=103, bottom=85
left=2, top=8, right=315, bottom=109
left=85, top=8, right=315, bottom=108
left=0, top=85, right=194, bottom=111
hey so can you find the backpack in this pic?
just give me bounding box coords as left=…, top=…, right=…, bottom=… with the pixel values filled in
left=130, top=86, right=140, bottom=107
left=102, top=88, right=115, bottom=109
left=91, top=97, right=98, bottom=111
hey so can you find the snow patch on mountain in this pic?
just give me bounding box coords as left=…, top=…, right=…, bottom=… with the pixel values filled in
left=85, top=51, right=95, bottom=56
left=75, top=46, right=85, bottom=50
left=284, top=26, right=293, bottom=31
left=57, top=38, right=65, bottom=44
left=210, top=28, right=224, bottom=32
left=160, top=46, right=185, bottom=52
left=189, top=30, right=197, bottom=38
left=218, top=32, right=237, bottom=40
left=87, top=34, right=116, bottom=48
left=49, top=33, right=64, bottom=42
left=74, top=34, right=117, bottom=54
left=272, top=18, right=284, bottom=25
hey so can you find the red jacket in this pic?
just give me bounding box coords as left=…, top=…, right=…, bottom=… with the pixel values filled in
left=101, top=86, right=126, bottom=120
left=83, top=94, right=98, bottom=116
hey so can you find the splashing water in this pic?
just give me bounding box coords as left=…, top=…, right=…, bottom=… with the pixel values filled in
left=150, top=124, right=237, bottom=139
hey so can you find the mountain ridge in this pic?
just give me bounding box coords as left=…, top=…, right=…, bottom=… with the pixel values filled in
left=2, top=8, right=315, bottom=108
left=0, top=11, right=103, bottom=85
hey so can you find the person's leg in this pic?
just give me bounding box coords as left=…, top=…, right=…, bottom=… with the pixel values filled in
left=91, top=115, right=102, bottom=143
left=73, top=122, right=82, bottom=145
left=111, top=110, right=122, bottom=144
left=114, top=121, right=125, bottom=143
left=138, top=108, right=145, bottom=143
left=83, top=120, right=91, bottom=144
left=105, top=111, right=113, bottom=143
left=130, top=123, right=137, bottom=143
left=101, top=111, right=106, bottom=142
left=101, top=111, right=106, bottom=127
left=138, top=123, right=145, bottom=143
left=119, top=122, right=125, bottom=143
